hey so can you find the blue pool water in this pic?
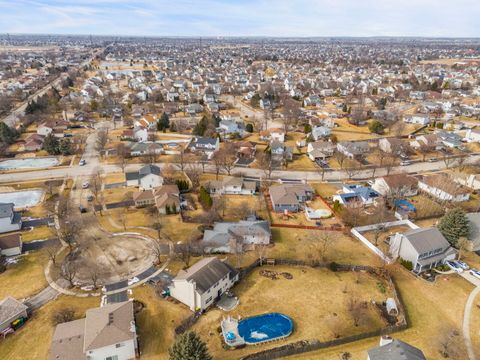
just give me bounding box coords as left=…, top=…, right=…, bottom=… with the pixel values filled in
left=238, top=313, right=293, bottom=344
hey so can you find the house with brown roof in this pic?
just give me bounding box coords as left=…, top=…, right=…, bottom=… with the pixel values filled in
left=24, top=133, right=45, bottom=152
left=269, top=184, right=314, bottom=212
left=0, top=233, right=22, bottom=256
left=50, top=300, right=138, bottom=360
left=418, top=174, right=470, bottom=202
left=372, top=174, right=418, bottom=197
left=133, top=184, right=180, bottom=214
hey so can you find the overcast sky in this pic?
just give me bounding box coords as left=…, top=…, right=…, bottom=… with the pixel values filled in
left=0, top=0, right=479, bottom=37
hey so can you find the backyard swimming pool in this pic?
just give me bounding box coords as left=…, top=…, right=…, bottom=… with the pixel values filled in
left=0, top=157, right=58, bottom=170
left=0, top=190, right=44, bottom=208
left=237, top=313, right=293, bottom=344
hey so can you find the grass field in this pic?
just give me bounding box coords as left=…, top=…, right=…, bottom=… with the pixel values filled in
left=0, top=250, right=48, bottom=300
left=193, top=265, right=391, bottom=359
left=21, top=225, right=55, bottom=242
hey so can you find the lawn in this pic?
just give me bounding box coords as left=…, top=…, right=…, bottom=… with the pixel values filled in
left=133, top=286, right=191, bottom=360
left=21, top=225, right=55, bottom=242
left=192, top=265, right=392, bottom=359
left=0, top=250, right=48, bottom=300
left=0, top=295, right=99, bottom=360
left=101, top=186, right=134, bottom=203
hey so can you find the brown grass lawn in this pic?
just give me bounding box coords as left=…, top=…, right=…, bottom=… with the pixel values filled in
left=133, top=286, right=191, bottom=360
left=103, top=172, right=126, bottom=184
left=21, top=225, right=55, bottom=242
left=193, top=265, right=391, bottom=359
left=221, top=195, right=267, bottom=222
left=0, top=250, right=48, bottom=300
left=409, top=195, right=445, bottom=219
left=0, top=295, right=99, bottom=360
left=23, top=203, right=48, bottom=218
left=362, top=225, right=413, bottom=256
left=287, top=154, right=318, bottom=171
left=311, top=182, right=341, bottom=199
left=101, top=186, right=134, bottom=203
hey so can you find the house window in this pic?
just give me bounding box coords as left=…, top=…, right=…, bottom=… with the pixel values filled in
left=206, top=296, right=212, bottom=304
left=115, top=343, right=124, bottom=348
left=106, top=356, right=119, bottom=360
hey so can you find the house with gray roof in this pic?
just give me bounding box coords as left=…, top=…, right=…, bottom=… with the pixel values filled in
left=0, top=203, right=22, bottom=234
left=269, top=184, right=315, bottom=212
left=467, top=212, right=480, bottom=251
left=50, top=300, right=138, bottom=360
left=202, top=219, right=271, bottom=253
left=337, top=141, right=369, bottom=159
left=0, top=296, right=28, bottom=333
left=389, top=227, right=457, bottom=273
left=189, top=136, right=220, bottom=159
left=169, top=257, right=239, bottom=311
left=367, top=337, right=426, bottom=360
left=126, top=164, right=163, bottom=190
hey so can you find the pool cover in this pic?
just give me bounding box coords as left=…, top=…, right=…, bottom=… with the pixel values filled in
left=238, top=312, right=293, bottom=344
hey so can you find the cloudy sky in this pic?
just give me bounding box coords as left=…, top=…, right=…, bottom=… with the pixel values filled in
left=0, top=0, right=478, bottom=37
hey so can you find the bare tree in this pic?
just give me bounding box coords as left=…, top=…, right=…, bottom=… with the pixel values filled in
left=59, top=218, right=81, bottom=252
left=89, top=169, right=103, bottom=199
left=116, top=143, right=129, bottom=172
left=257, top=151, right=273, bottom=180
left=347, top=296, right=365, bottom=327
left=90, top=268, right=100, bottom=289
left=174, top=149, right=187, bottom=172
left=334, top=150, right=347, bottom=169
left=212, top=194, right=227, bottom=218
left=185, top=161, right=202, bottom=189
left=95, top=129, right=109, bottom=153
left=237, top=201, right=251, bottom=220
left=52, top=308, right=75, bottom=325
left=219, top=142, right=238, bottom=175
left=61, top=262, right=78, bottom=287
left=46, top=244, right=60, bottom=266
left=281, top=97, right=301, bottom=135
left=438, top=328, right=462, bottom=358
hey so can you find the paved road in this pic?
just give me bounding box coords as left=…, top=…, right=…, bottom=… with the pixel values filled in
left=1, top=153, right=479, bottom=184
left=1, top=50, right=102, bottom=127
left=23, top=278, right=70, bottom=310
left=22, top=217, right=52, bottom=228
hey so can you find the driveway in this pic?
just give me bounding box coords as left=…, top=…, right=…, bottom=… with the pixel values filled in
left=22, top=217, right=53, bottom=228
left=22, top=238, right=59, bottom=252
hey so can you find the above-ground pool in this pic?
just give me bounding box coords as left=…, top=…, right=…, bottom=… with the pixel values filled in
left=0, top=190, right=44, bottom=208
left=0, top=157, right=58, bottom=170
left=237, top=313, right=293, bottom=344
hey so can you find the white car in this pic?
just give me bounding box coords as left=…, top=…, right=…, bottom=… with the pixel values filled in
left=445, top=260, right=463, bottom=273
left=82, top=181, right=89, bottom=189
left=454, top=260, right=469, bottom=270
left=127, top=277, right=140, bottom=286
left=469, top=269, right=480, bottom=279
left=79, top=159, right=86, bottom=166
left=400, top=160, right=411, bottom=166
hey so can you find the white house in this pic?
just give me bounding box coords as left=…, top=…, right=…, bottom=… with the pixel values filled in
left=189, top=136, right=220, bottom=159
left=372, top=175, right=418, bottom=197
left=133, top=127, right=148, bottom=142
left=311, top=126, right=331, bottom=141
left=50, top=301, right=139, bottom=360
left=403, top=114, right=430, bottom=125
left=169, top=257, right=239, bottom=311
left=203, top=176, right=256, bottom=195
left=307, top=141, right=336, bottom=161
left=465, top=128, right=480, bottom=143
left=0, top=203, right=22, bottom=234
left=418, top=174, right=470, bottom=202
left=337, top=141, right=369, bottom=159
left=126, top=164, right=163, bottom=190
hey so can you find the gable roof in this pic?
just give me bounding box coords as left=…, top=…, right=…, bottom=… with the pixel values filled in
left=0, top=233, right=21, bottom=250
left=0, top=296, right=28, bottom=326
left=403, top=227, right=450, bottom=254
left=269, top=184, right=314, bottom=206
left=51, top=319, right=85, bottom=360
left=174, top=257, right=237, bottom=295
left=368, top=339, right=426, bottom=360
left=0, top=203, right=14, bottom=218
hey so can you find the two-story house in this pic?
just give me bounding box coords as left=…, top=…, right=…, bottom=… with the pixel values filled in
left=418, top=174, right=470, bottom=202
left=50, top=300, right=139, bottom=360
left=126, top=164, right=163, bottom=190
left=389, top=227, right=457, bottom=273
left=0, top=203, right=22, bottom=234
left=188, top=136, right=220, bottom=159
left=169, top=257, right=239, bottom=311
left=269, top=184, right=315, bottom=212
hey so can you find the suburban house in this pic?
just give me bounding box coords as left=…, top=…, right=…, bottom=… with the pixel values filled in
left=378, top=138, right=409, bottom=156
left=188, top=136, right=220, bottom=159
left=169, top=257, right=239, bottom=311
left=50, top=300, right=139, bottom=360
left=202, top=219, right=271, bottom=253
left=203, top=176, right=256, bottom=195
left=311, top=126, right=331, bottom=141
left=269, top=184, right=315, bottom=212
left=126, top=164, right=163, bottom=190
left=233, top=141, right=256, bottom=166
left=337, top=141, right=369, bottom=159
left=127, top=142, right=163, bottom=157
left=452, top=173, right=480, bottom=191
left=307, top=141, right=336, bottom=161
left=217, top=119, right=245, bottom=137
left=303, top=95, right=322, bottom=107
left=372, top=174, right=418, bottom=197
left=389, top=227, right=457, bottom=273
left=24, top=133, right=45, bottom=151
left=437, top=130, right=463, bottom=148
left=133, top=184, right=180, bottom=214
left=270, top=141, right=293, bottom=162
left=410, top=134, right=442, bottom=150
left=418, top=174, right=470, bottom=202
left=260, top=128, right=285, bottom=143
left=0, top=233, right=22, bottom=256
left=403, top=114, right=430, bottom=125
left=465, top=128, right=480, bottom=142
left=467, top=213, right=480, bottom=251
left=0, top=203, right=22, bottom=234
left=134, top=114, right=157, bottom=130
left=0, top=297, right=28, bottom=333
left=367, top=336, right=426, bottom=360
left=333, top=184, right=380, bottom=207
left=37, top=120, right=68, bottom=137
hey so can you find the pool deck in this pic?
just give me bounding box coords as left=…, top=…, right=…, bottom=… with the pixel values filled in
left=221, top=316, right=245, bottom=347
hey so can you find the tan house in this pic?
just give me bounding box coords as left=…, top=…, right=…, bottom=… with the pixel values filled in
left=133, top=184, right=180, bottom=214
left=418, top=174, right=470, bottom=202
left=50, top=301, right=138, bottom=360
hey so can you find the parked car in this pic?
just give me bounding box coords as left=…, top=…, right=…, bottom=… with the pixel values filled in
left=454, top=260, right=469, bottom=270
left=445, top=260, right=463, bottom=273
left=400, top=160, right=412, bottom=166
left=469, top=269, right=480, bottom=279
left=79, top=159, right=86, bottom=166
left=128, top=277, right=140, bottom=286
left=82, top=181, right=89, bottom=189
left=428, top=157, right=438, bottom=162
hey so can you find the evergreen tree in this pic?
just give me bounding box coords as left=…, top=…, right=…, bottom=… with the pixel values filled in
left=438, top=208, right=470, bottom=246
left=59, top=138, right=72, bottom=155
left=169, top=331, right=212, bottom=360
left=0, top=123, right=18, bottom=145
left=192, top=116, right=209, bottom=136
left=198, top=186, right=212, bottom=210
left=368, top=120, right=385, bottom=134
left=304, top=124, right=312, bottom=134
left=342, top=103, right=348, bottom=113
left=43, top=133, right=60, bottom=155
left=245, top=123, right=254, bottom=133
left=157, top=112, right=170, bottom=131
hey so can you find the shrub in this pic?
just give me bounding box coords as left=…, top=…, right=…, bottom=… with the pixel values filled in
left=400, top=258, right=413, bottom=271
left=329, top=262, right=339, bottom=272
left=52, top=308, right=75, bottom=325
